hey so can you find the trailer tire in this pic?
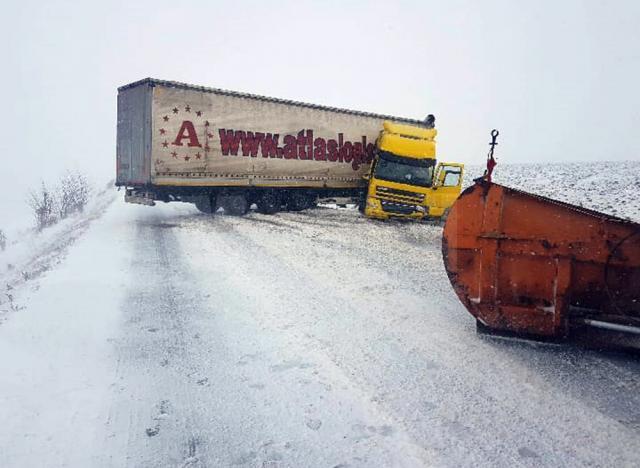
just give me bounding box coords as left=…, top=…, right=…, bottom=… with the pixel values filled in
left=194, top=195, right=216, bottom=214
left=218, top=193, right=249, bottom=216
left=256, top=191, right=281, bottom=214
left=286, top=192, right=316, bottom=211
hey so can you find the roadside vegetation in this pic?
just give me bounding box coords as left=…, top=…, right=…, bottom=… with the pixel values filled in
left=27, top=170, right=92, bottom=231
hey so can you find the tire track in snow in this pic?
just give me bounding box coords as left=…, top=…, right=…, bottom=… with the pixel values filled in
left=178, top=209, right=640, bottom=467
left=106, top=215, right=213, bottom=467
left=107, top=209, right=433, bottom=467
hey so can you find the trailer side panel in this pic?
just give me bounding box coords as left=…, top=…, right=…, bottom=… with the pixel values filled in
left=145, top=81, right=418, bottom=189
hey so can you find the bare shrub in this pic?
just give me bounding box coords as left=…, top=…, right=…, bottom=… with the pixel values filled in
left=0, top=230, right=6, bottom=251
left=28, top=182, right=57, bottom=231
left=56, top=170, right=91, bottom=219
left=27, top=171, right=91, bottom=231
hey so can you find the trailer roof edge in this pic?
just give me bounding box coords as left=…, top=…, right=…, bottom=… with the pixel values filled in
left=118, top=78, right=429, bottom=125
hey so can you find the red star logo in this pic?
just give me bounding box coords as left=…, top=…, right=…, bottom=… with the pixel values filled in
left=195, top=152, right=202, bottom=159
left=184, top=155, right=191, bottom=161
left=171, top=151, right=178, bottom=158
left=204, top=121, right=210, bottom=127
left=196, top=111, right=202, bottom=117
left=162, top=141, right=169, bottom=148
left=204, top=145, right=210, bottom=152
left=159, top=128, right=166, bottom=135
left=172, top=107, right=179, bottom=114
left=206, top=132, right=213, bottom=138
left=185, top=105, right=191, bottom=112
left=163, top=115, right=169, bottom=122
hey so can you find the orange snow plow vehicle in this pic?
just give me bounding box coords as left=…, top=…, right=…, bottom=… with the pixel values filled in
left=442, top=131, right=640, bottom=340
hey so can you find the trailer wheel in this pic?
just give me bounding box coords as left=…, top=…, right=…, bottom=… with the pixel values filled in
left=286, top=192, right=316, bottom=211
left=218, top=193, right=249, bottom=216
left=256, top=191, right=281, bottom=214
left=194, top=195, right=216, bottom=214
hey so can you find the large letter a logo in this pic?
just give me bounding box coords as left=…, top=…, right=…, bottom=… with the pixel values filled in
left=172, top=121, right=202, bottom=147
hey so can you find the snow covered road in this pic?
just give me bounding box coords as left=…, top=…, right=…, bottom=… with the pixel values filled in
left=1, top=196, right=639, bottom=467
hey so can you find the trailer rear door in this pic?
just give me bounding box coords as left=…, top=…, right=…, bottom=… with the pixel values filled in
left=116, top=83, right=152, bottom=186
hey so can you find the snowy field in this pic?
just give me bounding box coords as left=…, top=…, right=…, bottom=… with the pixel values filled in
left=0, top=161, right=639, bottom=467
left=464, top=160, right=640, bottom=222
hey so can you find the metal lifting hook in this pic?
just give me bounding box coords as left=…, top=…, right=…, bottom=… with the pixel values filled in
left=485, top=129, right=499, bottom=182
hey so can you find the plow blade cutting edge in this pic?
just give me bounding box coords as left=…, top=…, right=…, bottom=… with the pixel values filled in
left=442, top=180, right=640, bottom=339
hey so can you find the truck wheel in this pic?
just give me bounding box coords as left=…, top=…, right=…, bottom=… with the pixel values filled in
left=194, top=195, right=216, bottom=214
left=357, top=193, right=366, bottom=213
left=256, top=191, right=281, bottom=214
left=286, top=192, right=316, bottom=211
left=218, top=193, right=249, bottom=216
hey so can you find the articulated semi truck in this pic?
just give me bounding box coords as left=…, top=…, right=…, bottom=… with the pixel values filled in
left=116, top=78, right=463, bottom=219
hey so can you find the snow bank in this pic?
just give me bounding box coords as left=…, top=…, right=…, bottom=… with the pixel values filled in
left=0, top=184, right=119, bottom=322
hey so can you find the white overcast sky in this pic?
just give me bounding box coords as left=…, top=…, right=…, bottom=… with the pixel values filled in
left=1, top=0, right=639, bottom=229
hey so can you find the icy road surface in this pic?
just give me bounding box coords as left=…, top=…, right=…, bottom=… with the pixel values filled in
left=1, top=196, right=639, bottom=467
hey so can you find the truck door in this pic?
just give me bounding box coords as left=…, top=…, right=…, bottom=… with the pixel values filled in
left=430, top=163, right=464, bottom=215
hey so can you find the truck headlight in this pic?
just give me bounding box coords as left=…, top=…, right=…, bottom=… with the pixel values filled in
left=416, top=206, right=426, bottom=213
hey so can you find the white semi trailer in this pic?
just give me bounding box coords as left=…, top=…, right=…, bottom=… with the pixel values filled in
left=116, top=78, right=429, bottom=214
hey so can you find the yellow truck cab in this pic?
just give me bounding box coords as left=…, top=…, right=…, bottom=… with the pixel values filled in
left=364, top=121, right=464, bottom=220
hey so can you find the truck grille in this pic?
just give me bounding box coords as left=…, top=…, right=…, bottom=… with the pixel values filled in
left=380, top=200, right=418, bottom=215
left=375, top=186, right=424, bottom=204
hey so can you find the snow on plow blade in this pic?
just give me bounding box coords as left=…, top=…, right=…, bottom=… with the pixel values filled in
left=442, top=180, right=640, bottom=339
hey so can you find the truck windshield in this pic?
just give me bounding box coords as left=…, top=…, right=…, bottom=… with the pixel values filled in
left=374, top=151, right=435, bottom=187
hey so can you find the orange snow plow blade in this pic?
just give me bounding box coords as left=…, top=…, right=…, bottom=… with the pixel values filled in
left=442, top=180, right=640, bottom=339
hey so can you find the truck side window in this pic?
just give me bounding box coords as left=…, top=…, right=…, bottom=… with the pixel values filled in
left=443, top=171, right=461, bottom=187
